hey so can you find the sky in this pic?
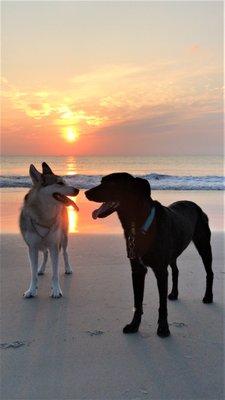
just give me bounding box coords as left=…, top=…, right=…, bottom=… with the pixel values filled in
left=1, top=1, right=223, bottom=156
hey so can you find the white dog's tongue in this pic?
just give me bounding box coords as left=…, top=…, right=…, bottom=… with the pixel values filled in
left=92, top=202, right=117, bottom=219
left=53, top=193, right=79, bottom=211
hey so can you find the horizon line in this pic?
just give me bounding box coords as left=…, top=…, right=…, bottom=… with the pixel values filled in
left=1, top=153, right=223, bottom=158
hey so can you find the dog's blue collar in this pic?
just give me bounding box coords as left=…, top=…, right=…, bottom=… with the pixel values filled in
left=141, top=206, right=156, bottom=234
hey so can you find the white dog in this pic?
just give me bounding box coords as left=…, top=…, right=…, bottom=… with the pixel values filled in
left=19, top=162, right=79, bottom=298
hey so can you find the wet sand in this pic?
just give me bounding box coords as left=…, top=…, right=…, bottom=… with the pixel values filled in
left=1, top=188, right=224, bottom=234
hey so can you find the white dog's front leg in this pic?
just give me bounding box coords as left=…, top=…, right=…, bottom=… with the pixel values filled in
left=49, top=245, right=62, bottom=298
left=24, top=247, right=39, bottom=298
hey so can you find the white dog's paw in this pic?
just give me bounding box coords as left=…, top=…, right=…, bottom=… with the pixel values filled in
left=51, top=286, right=63, bottom=298
left=23, top=288, right=37, bottom=298
left=65, top=265, right=73, bottom=275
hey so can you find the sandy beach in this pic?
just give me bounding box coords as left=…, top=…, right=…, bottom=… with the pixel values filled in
left=1, top=232, right=224, bottom=400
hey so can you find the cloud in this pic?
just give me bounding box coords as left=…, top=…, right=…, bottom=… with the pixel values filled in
left=1, top=55, right=222, bottom=151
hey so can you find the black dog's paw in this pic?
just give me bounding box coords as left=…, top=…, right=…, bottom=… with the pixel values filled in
left=123, top=311, right=142, bottom=334
left=123, top=323, right=140, bottom=334
left=202, top=294, right=213, bottom=304
left=157, top=324, right=170, bottom=338
left=168, top=292, right=178, bottom=301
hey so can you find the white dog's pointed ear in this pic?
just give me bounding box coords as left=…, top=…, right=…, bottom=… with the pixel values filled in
left=29, top=164, right=42, bottom=184
left=42, top=162, right=53, bottom=175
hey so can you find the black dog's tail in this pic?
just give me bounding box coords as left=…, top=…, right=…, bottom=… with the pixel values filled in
left=193, top=204, right=211, bottom=245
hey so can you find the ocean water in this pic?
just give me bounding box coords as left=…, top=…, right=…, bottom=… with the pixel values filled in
left=0, top=155, right=224, bottom=190
left=0, top=156, right=224, bottom=233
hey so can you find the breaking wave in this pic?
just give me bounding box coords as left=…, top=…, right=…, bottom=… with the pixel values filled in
left=0, top=173, right=224, bottom=190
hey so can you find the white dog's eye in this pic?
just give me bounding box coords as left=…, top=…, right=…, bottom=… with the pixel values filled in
left=57, top=182, right=64, bottom=186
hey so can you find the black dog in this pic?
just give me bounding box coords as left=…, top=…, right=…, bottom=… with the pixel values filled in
left=85, top=173, right=213, bottom=337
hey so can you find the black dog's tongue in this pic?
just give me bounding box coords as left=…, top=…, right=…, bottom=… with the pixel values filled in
left=53, top=193, right=79, bottom=211
left=92, top=201, right=118, bottom=219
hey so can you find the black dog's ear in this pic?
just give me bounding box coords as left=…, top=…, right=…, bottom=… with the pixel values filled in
left=135, top=177, right=151, bottom=198
left=42, top=162, right=53, bottom=175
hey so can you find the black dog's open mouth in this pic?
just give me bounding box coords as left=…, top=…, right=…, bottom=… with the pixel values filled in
left=92, top=201, right=119, bottom=219
left=53, top=193, right=79, bottom=211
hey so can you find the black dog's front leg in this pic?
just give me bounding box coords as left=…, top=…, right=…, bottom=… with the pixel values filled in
left=153, top=267, right=170, bottom=337
left=123, top=259, right=147, bottom=334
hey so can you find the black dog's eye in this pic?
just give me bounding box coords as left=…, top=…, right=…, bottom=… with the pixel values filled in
left=57, top=182, right=64, bottom=186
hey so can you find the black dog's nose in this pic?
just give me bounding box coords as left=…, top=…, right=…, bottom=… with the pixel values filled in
left=84, top=189, right=89, bottom=197
left=73, top=188, right=79, bottom=196
left=85, top=189, right=91, bottom=200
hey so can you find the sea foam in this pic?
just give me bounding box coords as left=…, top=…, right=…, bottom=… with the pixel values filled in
left=0, top=173, right=224, bottom=190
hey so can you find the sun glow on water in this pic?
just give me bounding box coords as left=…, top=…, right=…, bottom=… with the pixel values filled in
left=66, top=156, right=77, bottom=176
left=68, top=206, right=78, bottom=233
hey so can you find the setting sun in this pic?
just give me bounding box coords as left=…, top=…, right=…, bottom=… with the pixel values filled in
left=63, top=127, right=79, bottom=143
